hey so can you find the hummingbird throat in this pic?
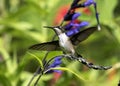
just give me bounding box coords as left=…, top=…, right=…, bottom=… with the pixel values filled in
left=58, top=33, right=75, bottom=55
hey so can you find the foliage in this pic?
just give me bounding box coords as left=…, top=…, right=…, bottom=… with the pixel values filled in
left=0, top=0, right=120, bottom=86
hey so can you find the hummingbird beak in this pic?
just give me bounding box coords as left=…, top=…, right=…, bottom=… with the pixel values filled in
left=44, top=26, right=54, bottom=29
left=44, top=26, right=63, bottom=35
left=44, top=26, right=62, bottom=29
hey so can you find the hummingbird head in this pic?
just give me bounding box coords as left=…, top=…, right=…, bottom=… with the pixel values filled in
left=44, top=26, right=63, bottom=35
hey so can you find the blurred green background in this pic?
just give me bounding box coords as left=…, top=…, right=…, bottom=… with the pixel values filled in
left=0, top=0, right=120, bottom=86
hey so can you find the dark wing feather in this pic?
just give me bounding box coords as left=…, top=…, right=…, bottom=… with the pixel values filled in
left=71, top=27, right=97, bottom=45
left=29, top=41, right=61, bottom=51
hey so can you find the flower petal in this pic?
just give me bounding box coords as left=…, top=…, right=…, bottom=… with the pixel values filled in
left=66, top=28, right=79, bottom=37
left=84, top=0, right=95, bottom=7
left=65, top=21, right=89, bottom=37
left=72, top=13, right=81, bottom=20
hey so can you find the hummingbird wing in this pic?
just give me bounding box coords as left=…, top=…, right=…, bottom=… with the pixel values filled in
left=71, top=27, right=97, bottom=45
left=29, top=41, right=61, bottom=51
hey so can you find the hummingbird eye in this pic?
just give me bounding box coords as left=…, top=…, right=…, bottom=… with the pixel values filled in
left=52, top=26, right=62, bottom=29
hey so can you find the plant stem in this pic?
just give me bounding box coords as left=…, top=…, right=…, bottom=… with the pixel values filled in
left=27, top=67, right=41, bottom=86
left=34, top=72, right=43, bottom=86
left=27, top=35, right=56, bottom=86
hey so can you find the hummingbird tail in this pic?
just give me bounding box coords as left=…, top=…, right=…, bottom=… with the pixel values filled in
left=75, top=53, right=112, bottom=70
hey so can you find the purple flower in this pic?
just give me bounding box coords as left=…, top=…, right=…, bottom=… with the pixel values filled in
left=66, top=28, right=79, bottom=37
left=64, top=12, right=81, bottom=30
left=47, top=56, right=62, bottom=73
left=72, top=13, right=81, bottom=21
left=84, top=0, right=95, bottom=7
left=65, top=21, right=89, bottom=37
left=64, top=12, right=81, bottom=21
left=64, top=0, right=96, bottom=21
left=71, top=21, right=89, bottom=27
left=50, top=56, right=62, bottom=67
left=64, top=22, right=73, bottom=30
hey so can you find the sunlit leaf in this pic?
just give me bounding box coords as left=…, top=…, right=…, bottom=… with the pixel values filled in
left=27, top=52, right=43, bottom=70
left=45, top=67, right=87, bottom=82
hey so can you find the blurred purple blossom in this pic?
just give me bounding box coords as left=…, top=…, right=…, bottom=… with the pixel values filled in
left=84, top=0, right=95, bottom=7
left=72, top=13, right=81, bottom=21
left=65, top=21, right=89, bottom=37
left=47, top=56, right=62, bottom=73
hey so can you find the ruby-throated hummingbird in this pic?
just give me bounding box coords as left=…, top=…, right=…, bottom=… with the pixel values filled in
left=29, top=26, right=112, bottom=70
left=29, top=26, right=96, bottom=54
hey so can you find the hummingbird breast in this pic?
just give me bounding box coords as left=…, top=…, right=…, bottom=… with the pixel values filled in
left=58, top=33, right=75, bottom=55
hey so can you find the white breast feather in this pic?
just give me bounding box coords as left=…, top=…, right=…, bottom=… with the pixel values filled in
left=58, top=33, right=75, bottom=54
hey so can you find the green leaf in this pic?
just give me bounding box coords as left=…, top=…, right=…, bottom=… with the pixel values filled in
left=10, top=21, right=33, bottom=30
left=27, top=52, right=43, bottom=70
left=45, top=67, right=87, bottom=82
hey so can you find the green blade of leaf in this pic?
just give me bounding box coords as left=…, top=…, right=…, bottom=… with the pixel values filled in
left=27, top=52, right=43, bottom=70
left=45, top=67, right=87, bottom=82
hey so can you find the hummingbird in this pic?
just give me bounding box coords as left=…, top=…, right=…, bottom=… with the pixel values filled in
left=29, top=26, right=96, bottom=53
left=29, top=26, right=112, bottom=70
